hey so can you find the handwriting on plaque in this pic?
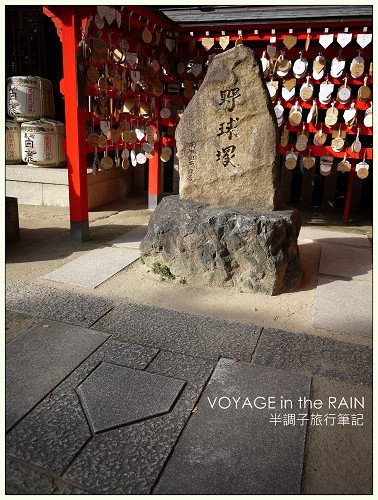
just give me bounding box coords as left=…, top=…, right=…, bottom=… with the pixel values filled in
left=219, top=87, right=241, bottom=112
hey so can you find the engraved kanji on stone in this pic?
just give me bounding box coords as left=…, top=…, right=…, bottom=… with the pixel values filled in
left=219, top=87, right=241, bottom=112
left=217, top=117, right=239, bottom=140
left=188, top=142, right=196, bottom=181
left=216, top=145, right=239, bottom=168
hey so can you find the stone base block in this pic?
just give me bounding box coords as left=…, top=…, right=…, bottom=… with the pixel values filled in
left=6, top=197, right=20, bottom=243
left=140, top=196, right=302, bottom=295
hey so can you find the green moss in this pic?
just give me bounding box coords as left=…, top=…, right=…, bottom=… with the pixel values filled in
left=151, top=261, right=175, bottom=279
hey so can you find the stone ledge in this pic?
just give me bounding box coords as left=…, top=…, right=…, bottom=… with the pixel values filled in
left=140, top=196, right=302, bottom=295
left=6, top=165, right=131, bottom=209
left=6, top=164, right=128, bottom=186
left=6, top=164, right=70, bottom=184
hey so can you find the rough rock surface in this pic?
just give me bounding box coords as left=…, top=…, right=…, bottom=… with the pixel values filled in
left=140, top=196, right=302, bottom=295
left=176, top=44, right=280, bottom=212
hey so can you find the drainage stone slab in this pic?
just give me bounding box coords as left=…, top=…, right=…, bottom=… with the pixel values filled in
left=6, top=321, right=108, bottom=431
left=44, top=247, right=140, bottom=288
left=253, top=328, right=372, bottom=385
left=314, top=276, right=372, bottom=337
left=154, top=358, right=311, bottom=495
left=6, top=338, right=158, bottom=475
left=110, top=225, right=148, bottom=249
left=94, top=300, right=261, bottom=361
left=63, top=351, right=214, bottom=494
left=6, top=281, right=113, bottom=327
left=319, top=243, right=372, bottom=281
left=77, top=362, right=185, bottom=433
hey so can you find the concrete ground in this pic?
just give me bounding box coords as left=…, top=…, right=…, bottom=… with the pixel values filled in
left=5, top=198, right=372, bottom=495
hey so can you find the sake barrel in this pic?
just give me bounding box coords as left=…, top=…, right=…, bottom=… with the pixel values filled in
left=6, top=120, right=22, bottom=164
left=7, top=76, right=54, bottom=122
left=21, top=119, right=66, bottom=167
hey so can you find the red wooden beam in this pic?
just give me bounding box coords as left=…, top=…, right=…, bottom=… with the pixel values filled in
left=43, top=6, right=63, bottom=41
left=148, top=123, right=161, bottom=209
left=127, top=5, right=177, bottom=32
left=60, top=6, right=89, bottom=241
left=178, top=19, right=372, bottom=34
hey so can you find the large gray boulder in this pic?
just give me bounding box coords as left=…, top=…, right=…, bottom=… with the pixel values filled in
left=140, top=196, right=302, bottom=295
left=176, top=44, right=280, bottom=212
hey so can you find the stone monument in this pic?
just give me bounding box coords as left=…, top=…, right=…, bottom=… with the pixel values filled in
left=141, top=45, right=302, bottom=295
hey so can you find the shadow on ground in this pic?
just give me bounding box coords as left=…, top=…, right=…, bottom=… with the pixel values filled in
left=6, top=225, right=142, bottom=264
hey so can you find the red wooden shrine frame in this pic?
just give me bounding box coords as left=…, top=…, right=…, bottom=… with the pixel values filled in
left=43, top=5, right=373, bottom=241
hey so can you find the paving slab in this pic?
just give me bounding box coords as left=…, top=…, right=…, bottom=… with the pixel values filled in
left=77, top=362, right=185, bottom=433
left=299, top=227, right=370, bottom=247
left=54, top=484, right=94, bottom=495
left=252, top=328, right=372, bottom=385
left=302, top=376, right=372, bottom=495
left=6, top=457, right=58, bottom=495
left=313, top=275, right=372, bottom=337
left=6, top=321, right=108, bottom=431
left=6, top=338, right=158, bottom=475
left=63, top=351, right=214, bottom=494
left=43, top=247, right=140, bottom=288
left=319, top=243, right=372, bottom=281
left=6, top=281, right=113, bottom=327
left=6, top=311, right=42, bottom=344
left=154, top=358, right=311, bottom=495
left=94, top=300, right=261, bottom=361
left=110, top=225, right=148, bottom=248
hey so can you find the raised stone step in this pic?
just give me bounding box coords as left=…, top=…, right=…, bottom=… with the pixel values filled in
left=154, top=358, right=311, bottom=495
left=110, top=225, right=148, bottom=249
left=44, top=247, right=140, bottom=288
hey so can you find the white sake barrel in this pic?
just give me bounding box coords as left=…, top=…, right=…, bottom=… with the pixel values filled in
left=21, top=119, right=66, bottom=167
left=7, top=76, right=54, bottom=122
left=6, top=120, right=22, bottom=164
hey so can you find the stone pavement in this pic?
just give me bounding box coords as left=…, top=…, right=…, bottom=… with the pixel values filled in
left=308, top=229, right=373, bottom=337
left=5, top=284, right=372, bottom=495
left=5, top=203, right=373, bottom=495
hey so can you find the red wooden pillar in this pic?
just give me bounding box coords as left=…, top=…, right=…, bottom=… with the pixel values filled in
left=60, top=7, right=89, bottom=241
left=148, top=124, right=161, bottom=209
left=343, top=161, right=355, bottom=223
